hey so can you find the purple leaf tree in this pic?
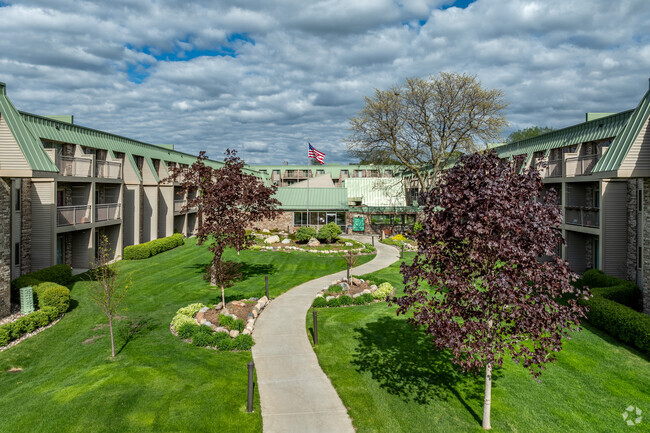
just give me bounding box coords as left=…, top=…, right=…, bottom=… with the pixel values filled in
left=167, top=149, right=280, bottom=306
left=392, top=150, right=589, bottom=429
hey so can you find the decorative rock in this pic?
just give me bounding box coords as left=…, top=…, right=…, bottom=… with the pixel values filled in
left=352, top=293, right=362, bottom=298
left=326, top=296, right=335, bottom=301
left=230, top=330, right=240, bottom=338
left=251, top=310, right=258, bottom=318
left=345, top=242, right=353, bottom=246
left=282, top=238, right=291, bottom=244
left=242, top=329, right=251, bottom=335
left=210, top=324, right=218, bottom=331
left=200, top=319, right=213, bottom=327
left=199, top=306, right=210, bottom=313
left=339, top=282, right=350, bottom=292
left=316, top=293, right=324, bottom=298
left=350, top=277, right=362, bottom=286
left=370, top=285, right=378, bottom=291
left=259, top=296, right=269, bottom=304
left=249, top=297, right=259, bottom=301
left=247, top=318, right=255, bottom=326
left=362, top=289, right=372, bottom=295
left=262, top=229, right=270, bottom=233
left=216, top=326, right=229, bottom=333
left=215, top=302, right=223, bottom=310
left=221, top=308, right=230, bottom=316
left=265, top=235, right=280, bottom=244
left=196, top=311, right=205, bottom=322
left=308, top=237, right=320, bottom=247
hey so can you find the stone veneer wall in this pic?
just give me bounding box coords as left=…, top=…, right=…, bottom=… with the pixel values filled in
left=253, top=211, right=294, bottom=232
left=627, top=179, right=639, bottom=282
left=20, top=179, right=32, bottom=274
left=0, top=178, right=11, bottom=318
left=643, top=178, right=650, bottom=314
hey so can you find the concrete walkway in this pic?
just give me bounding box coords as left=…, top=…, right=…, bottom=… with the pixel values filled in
left=252, top=236, right=400, bottom=433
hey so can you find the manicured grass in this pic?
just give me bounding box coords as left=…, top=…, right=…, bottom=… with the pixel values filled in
left=0, top=238, right=374, bottom=433
left=309, top=254, right=650, bottom=432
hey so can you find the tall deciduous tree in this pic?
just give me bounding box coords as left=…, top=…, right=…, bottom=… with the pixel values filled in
left=167, top=150, right=280, bottom=306
left=347, top=72, right=508, bottom=192
left=392, top=151, right=589, bottom=430
left=506, top=126, right=554, bottom=143
left=89, top=235, right=131, bottom=358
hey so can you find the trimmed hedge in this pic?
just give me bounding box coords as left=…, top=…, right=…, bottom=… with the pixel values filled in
left=124, top=233, right=184, bottom=260
left=0, top=307, right=61, bottom=347
left=41, top=284, right=71, bottom=314
left=10, top=264, right=72, bottom=304
left=316, top=222, right=342, bottom=243
left=581, top=270, right=649, bottom=355
left=296, top=227, right=316, bottom=243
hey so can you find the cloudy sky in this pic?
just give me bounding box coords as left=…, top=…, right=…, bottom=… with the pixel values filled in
left=0, top=0, right=649, bottom=164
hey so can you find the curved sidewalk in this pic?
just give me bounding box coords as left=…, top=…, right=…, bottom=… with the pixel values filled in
left=251, top=237, right=400, bottom=433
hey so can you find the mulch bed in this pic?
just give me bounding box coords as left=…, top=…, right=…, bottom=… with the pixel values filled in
left=202, top=300, right=256, bottom=324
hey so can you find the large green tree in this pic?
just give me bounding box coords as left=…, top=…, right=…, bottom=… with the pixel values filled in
left=347, top=72, right=508, bottom=191
left=506, top=126, right=554, bottom=143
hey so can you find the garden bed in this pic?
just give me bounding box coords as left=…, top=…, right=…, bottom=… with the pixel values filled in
left=312, top=278, right=395, bottom=308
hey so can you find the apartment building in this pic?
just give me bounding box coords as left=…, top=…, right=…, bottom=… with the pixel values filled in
left=255, top=164, right=396, bottom=187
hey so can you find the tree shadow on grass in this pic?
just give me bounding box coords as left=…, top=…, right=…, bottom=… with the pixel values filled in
left=116, top=315, right=158, bottom=355
left=351, top=316, right=502, bottom=425
left=187, top=262, right=276, bottom=281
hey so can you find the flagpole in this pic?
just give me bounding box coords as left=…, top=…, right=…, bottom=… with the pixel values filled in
left=307, top=138, right=310, bottom=228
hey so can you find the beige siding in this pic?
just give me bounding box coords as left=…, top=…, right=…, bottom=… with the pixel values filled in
left=0, top=116, right=30, bottom=172
left=142, top=186, right=158, bottom=242
left=123, top=185, right=139, bottom=246
left=602, top=180, right=628, bottom=278
left=31, top=181, right=54, bottom=271
left=158, top=186, right=173, bottom=238
left=620, top=118, right=650, bottom=170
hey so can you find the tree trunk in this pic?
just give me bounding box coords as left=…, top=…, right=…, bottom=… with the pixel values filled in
left=108, top=314, right=115, bottom=358
left=221, top=285, right=226, bottom=309
left=210, top=260, right=216, bottom=286
left=482, top=361, right=492, bottom=430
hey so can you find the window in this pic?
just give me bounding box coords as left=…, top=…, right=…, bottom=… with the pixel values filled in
left=301, top=170, right=309, bottom=177
left=317, top=169, right=324, bottom=175
left=354, top=170, right=363, bottom=177
left=385, top=170, right=393, bottom=177
left=273, top=170, right=280, bottom=175
left=259, top=169, right=268, bottom=174
left=341, top=170, right=349, bottom=176
left=14, top=243, right=19, bottom=266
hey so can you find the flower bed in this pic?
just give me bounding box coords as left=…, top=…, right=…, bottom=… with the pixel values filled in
left=170, top=297, right=270, bottom=350
left=312, top=278, right=395, bottom=308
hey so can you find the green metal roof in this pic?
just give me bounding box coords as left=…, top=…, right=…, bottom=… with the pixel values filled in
left=0, top=82, right=59, bottom=172
left=274, top=187, right=348, bottom=210
left=592, top=89, right=650, bottom=173
left=494, top=110, right=631, bottom=160
left=253, top=164, right=397, bottom=178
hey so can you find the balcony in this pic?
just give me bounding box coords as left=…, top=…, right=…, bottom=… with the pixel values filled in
left=545, top=159, right=563, bottom=178
left=57, top=205, right=91, bottom=227
left=96, top=160, right=122, bottom=179
left=174, top=199, right=186, bottom=213
left=565, top=154, right=599, bottom=177
left=96, top=203, right=121, bottom=222
left=565, top=206, right=599, bottom=228
left=57, top=156, right=92, bottom=177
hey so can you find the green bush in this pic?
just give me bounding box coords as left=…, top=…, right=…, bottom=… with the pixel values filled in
left=219, top=314, right=234, bottom=329
left=312, top=297, right=327, bottom=308
left=373, top=282, right=394, bottom=299
left=326, top=297, right=341, bottom=307
left=413, top=221, right=423, bottom=233
left=177, top=322, right=199, bottom=339
left=124, top=233, right=184, bottom=260
left=586, top=296, right=650, bottom=354
left=326, top=285, right=342, bottom=295
left=33, top=282, right=66, bottom=309
left=171, top=313, right=197, bottom=330
left=176, top=303, right=206, bottom=318
left=195, top=325, right=214, bottom=335
left=316, top=222, right=342, bottom=243
left=233, top=334, right=255, bottom=350
left=30, top=310, right=50, bottom=328
left=28, top=264, right=72, bottom=286
left=123, top=244, right=150, bottom=260
left=10, top=276, right=42, bottom=304
left=192, top=331, right=214, bottom=347
left=234, top=319, right=245, bottom=332
left=296, top=227, right=317, bottom=243
left=216, top=337, right=235, bottom=351
left=0, top=325, right=10, bottom=346
left=359, top=293, right=375, bottom=304
left=338, top=295, right=353, bottom=306
left=212, top=331, right=230, bottom=343
left=41, top=284, right=71, bottom=314
left=41, top=306, right=59, bottom=321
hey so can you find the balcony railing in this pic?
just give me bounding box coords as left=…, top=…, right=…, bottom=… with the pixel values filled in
left=546, top=159, right=563, bottom=178
left=565, top=154, right=599, bottom=177
left=565, top=206, right=599, bottom=228
left=57, top=205, right=91, bottom=227
left=174, top=199, right=186, bottom=213
left=96, top=160, right=122, bottom=179
left=96, top=203, right=121, bottom=221
left=57, top=156, right=92, bottom=177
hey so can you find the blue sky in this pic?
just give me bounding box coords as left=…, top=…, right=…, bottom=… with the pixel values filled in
left=0, top=0, right=648, bottom=164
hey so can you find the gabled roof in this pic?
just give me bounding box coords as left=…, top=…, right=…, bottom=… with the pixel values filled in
left=0, top=82, right=58, bottom=173
left=593, top=89, right=650, bottom=173
left=274, top=187, right=348, bottom=210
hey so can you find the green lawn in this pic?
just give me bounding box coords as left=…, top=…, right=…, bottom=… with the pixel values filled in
left=309, top=254, right=650, bottom=432
left=0, top=238, right=373, bottom=433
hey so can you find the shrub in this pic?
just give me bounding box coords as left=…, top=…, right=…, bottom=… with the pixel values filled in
left=30, top=310, right=50, bottom=328
left=123, top=233, right=184, bottom=260
left=586, top=296, right=650, bottom=354
left=312, top=297, right=327, bottom=308
left=296, top=227, right=316, bottom=243
left=373, top=282, right=394, bottom=299
left=0, top=325, right=10, bottom=346
left=10, top=318, right=29, bottom=338
left=391, top=234, right=406, bottom=242
left=195, top=325, right=214, bottom=335
left=171, top=313, right=197, bottom=330
left=41, top=284, right=71, bottom=314
left=192, top=331, right=214, bottom=347
left=326, top=285, right=341, bottom=295
left=33, top=282, right=66, bottom=308
left=233, top=319, right=245, bottom=332
left=28, top=264, right=72, bottom=286
left=219, top=314, right=234, bottom=329
left=216, top=337, right=235, bottom=351
left=234, top=334, right=255, bottom=350
left=10, top=276, right=42, bottom=304
left=177, top=322, right=199, bottom=339
left=327, top=297, right=341, bottom=307
left=176, top=303, right=206, bottom=318
left=413, top=221, right=423, bottom=233
left=212, top=331, right=230, bottom=343
left=582, top=269, right=621, bottom=288
left=41, top=306, right=59, bottom=322
left=360, top=293, right=375, bottom=303
left=338, top=295, right=353, bottom=306
left=123, top=244, right=150, bottom=260
left=316, top=223, right=342, bottom=243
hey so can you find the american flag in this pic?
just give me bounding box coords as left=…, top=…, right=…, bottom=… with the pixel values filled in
left=308, top=143, right=325, bottom=164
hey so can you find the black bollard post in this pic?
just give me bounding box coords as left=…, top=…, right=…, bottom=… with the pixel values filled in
left=347, top=263, right=351, bottom=282
left=400, top=243, right=404, bottom=259
left=372, top=235, right=375, bottom=246
left=247, top=361, right=255, bottom=412
left=265, top=275, right=269, bottom=299
left=313, top=310, right=318, bottom=345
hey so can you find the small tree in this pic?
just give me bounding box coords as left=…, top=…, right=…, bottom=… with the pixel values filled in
left=167, top=149, right=280, bottom=306
left=89, top=235, right=131, bottom=358
left=392, top=151, right=589, bottom=429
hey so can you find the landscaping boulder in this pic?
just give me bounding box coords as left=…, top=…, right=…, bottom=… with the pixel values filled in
left=326, top=296, right=335, bottom=301
left=352, top=293, right=362, bottom=298
left=229, top=330, right=240, bottom=338
left=350, top=277, right=362, bottom=286
left=242, top=329, right=252, bottom=336
left=362, top=289, right=372, bottom=295
left=216, top=327, right=229, bottom=333
left=215, top=302, right=223, bottom=310
left=339, top=282, right=350, bottom=292
left=282, top=238, right=291, bottom=244
left=259, top=296, right=268, bottom=304
left=196, top=311, right=206, bottom=322
left=345, top=242, right=353, bottom=246
left=265, top=235, right=280, bottom=244
left=370, top=284, right=378, bottom=292
left=262, top=229, right=270, bottom=233
left=200, top=319, right=213, bottom=327
left=308, top=237, right=320, bottom=247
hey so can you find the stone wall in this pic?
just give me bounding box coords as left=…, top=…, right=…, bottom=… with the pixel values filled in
left=643, top=178, right=650, bottom=315
left=20, top=178, right=32, bottom=274
left=627, top=179, right=639, bottom=282
left=0, top=178, right=11, bottom=318
left=253, top=211, right=294, bottom=232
